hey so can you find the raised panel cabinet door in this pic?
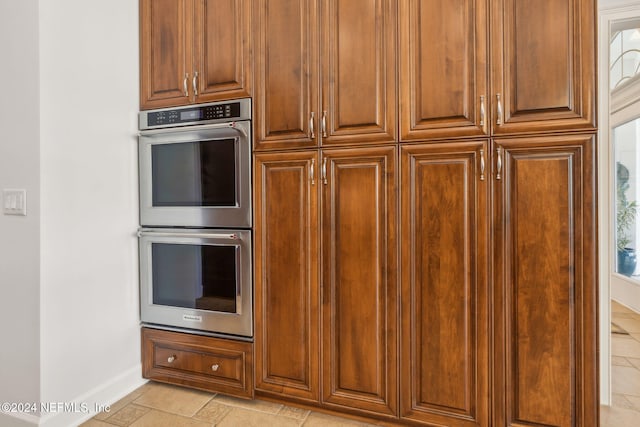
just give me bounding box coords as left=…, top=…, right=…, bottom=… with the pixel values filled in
left=193, top=0, right=252, bottom=102
left=399, top=141, right=489, bottom=426
left=253, top=0, right=319, bottom=150
left=493, top=135, right=598, bottom=427
left=399, top=0, right=489, bottom=141
left=321, top=146, right=398, bottom=417
left=490, top=0, right=596, bottom=134
left=140, top=0, right=194, bottom=110
left=320, top=0, right=397, bottom=145
left=253, top=151, right=320, bottom=402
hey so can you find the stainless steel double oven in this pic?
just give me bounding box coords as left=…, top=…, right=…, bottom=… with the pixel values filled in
left=137, top=98, right=252, bottom=338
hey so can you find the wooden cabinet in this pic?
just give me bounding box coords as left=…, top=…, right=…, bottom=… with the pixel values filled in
left=253, top=0, right=396, bottom=150
left=490, top=0, right=596, bottom=135
left=400, top=141, right=489, bottom=426
left=254, top=146, right=398, bottom=417
left=399, top=0, right=596, bottom=141
left=493, top=135, right=598, bottom=427
left=399, top=0, right=488, bottom=141
left=399, top=134, right=597, bottom=427
left=140, top=0, right=251, bottom=110
left=321, top=147, right=397, bottom=416
left=253, top=151, right=320, bottom=402
left=142, top=327, right=254, bottom=399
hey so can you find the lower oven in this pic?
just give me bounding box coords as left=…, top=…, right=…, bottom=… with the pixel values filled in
left=138, top=228, right=252, bottom=338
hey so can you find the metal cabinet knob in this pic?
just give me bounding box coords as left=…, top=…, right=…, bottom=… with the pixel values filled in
left=167, top=355, right=176, bottom=363
left=211, top=364, right=220, bottom=372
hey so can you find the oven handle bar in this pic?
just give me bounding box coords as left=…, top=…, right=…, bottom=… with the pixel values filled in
left=137, top=230, right=239, bottom=240
left=138, top=121, right=247, bottom=137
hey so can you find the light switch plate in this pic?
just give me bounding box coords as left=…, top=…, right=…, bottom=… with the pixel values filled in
left=3, top=189, right=27, bottom=216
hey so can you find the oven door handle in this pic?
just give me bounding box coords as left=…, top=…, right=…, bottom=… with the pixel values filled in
left=138, top=121, right=247, bottom=136
left=137, top=230, right=239, bottom=240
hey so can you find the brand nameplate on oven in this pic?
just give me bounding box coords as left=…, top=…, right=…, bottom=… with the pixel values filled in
left=183, top=314, right=203, bottom=323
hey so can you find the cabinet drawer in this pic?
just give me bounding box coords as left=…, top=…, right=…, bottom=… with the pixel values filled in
left=142, top=328, right=254, bottom=399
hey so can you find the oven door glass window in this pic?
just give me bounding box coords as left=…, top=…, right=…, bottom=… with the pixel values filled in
left=151, top=243, right=238, bottom=313
left=151, top=138, right=237, bottom=207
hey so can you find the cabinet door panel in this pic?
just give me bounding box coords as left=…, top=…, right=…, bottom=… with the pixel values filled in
left=321, top=0, right=397, bottom=145
left=254, top=151, right=320, bottom=402
left=322, top=146, right=397, bottom=416
left=140, top=0, right=193, bottom=109
left=491, top=0, right=596, bottom=134
left=195, top=0, right=251, bottom=102
left=399, top=0, right=488, bottom=141
left=254, top=0, right=319, bottom=150
left=493, top=135, right=598, bottom=427
left=400, top=141, right=489, bottom=426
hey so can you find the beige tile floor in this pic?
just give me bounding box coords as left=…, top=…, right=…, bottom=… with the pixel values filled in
left=601, top=300, right=640, bottom=427
left=80, top=381, right=382, bottom=427
left=83, top=301, right=640, bottom=427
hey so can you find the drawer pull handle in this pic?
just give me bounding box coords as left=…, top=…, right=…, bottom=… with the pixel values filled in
left=211, top=364, right=220, bottom=372
left=167, top=355, right=176, bottom=363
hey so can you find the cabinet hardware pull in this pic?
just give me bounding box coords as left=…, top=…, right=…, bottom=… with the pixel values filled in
left=322, top=158, right=328, bottom=185
left=322, top=111, right=327, bottom=138
left=496, top=146, right=502, bottom=180
left=167, top=355, right=176, bottom=363
left=310, top=158, right=315, bottom=185
left=310, top=112, right=315, bottom=139
left=192, top=71, right=199, bottom=96
left=183, top=73, right=189, bottom=97
left=480, top=148, right=485, bottom=181
left=480, top=95, right=486, bottom=130
left=211, top=364, right=220, bottom=372
left=496, top=93, right=503, bottom=125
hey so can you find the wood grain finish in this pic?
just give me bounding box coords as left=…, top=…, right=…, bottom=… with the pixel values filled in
left=141, top=327, right=254, bottom=399
left=253, top=151, right=320, bottom=402
left=321, top=146, right=397, bottom=416
left=491, top=0, right=596, bottom=134
left=194, top=0, right=252, bottom=102
left=399, top=0, right=488, bottom=141
left=253, top=0, right=319, bottom=150
left=493, top=134, right=598, bottom=427
left=400, top=141, right=489, bottom=426
left=253, top=0, right=396, bottom=150
left=320, top=0, right=397, bottom=145
left=140, top=0, right=192, bottom=109
left=140, top=0, right=251, bottom=110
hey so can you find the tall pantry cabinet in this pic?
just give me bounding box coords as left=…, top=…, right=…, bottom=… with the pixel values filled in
left=253, top=0, right=399, bottom=419
left=398, top=1, right=597, bottom=427
left=253, top=0, right=598, bottom=427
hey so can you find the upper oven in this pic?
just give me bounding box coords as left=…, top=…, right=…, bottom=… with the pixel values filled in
left=138, top=98, right=252, bottom=228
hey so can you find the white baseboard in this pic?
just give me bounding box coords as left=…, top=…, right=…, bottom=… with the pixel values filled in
left=612, top=278, right=640, bottom=314
left=38, top=364, right=146, bottom=427
left=0, top=411, right=40, bottom=427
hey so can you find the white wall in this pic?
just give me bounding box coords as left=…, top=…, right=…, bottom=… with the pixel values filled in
left=1, top=2, right=143, bottom=424
left=38, top=0, right=143, bottom=424
left=0, top=2, right=42, bottom=426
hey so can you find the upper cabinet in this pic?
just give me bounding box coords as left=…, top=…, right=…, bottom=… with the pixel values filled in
left=490, top=0, right=596, bottom=135
left=140, top=0, right=251, bottom=110
left=253, top=0, right=397, bottom=150
left=399, top=0, right=488, bottom=141
left=399, top=0, right=596, bottom=141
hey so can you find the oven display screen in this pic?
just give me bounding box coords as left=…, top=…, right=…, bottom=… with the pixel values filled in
left=180, top=110, right=201, bottom=121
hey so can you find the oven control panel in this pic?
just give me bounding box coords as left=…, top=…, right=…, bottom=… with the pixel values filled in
left=139, top=98, right=251, bottom=130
